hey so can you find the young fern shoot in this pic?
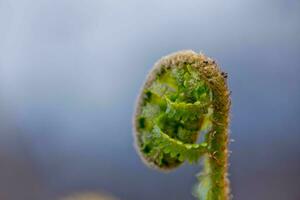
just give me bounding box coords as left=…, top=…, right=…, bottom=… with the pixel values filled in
left=134, top=50, right=231, bottom=200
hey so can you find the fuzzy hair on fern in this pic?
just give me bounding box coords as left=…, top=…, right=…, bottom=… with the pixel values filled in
left=133, top=50, right=231, bottom=200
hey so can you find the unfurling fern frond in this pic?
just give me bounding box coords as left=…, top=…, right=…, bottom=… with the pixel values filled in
left=134, top=50, right=231, bottom=200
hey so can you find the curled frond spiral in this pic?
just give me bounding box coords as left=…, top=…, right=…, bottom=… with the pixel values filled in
left=134, top=50, right=231, bottom=200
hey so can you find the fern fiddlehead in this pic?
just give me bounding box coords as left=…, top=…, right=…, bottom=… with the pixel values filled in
left=134, top=50, right=231, bottom=200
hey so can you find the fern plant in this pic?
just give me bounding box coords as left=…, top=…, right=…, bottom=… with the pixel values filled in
left=133, top=50, right=231, bottom=200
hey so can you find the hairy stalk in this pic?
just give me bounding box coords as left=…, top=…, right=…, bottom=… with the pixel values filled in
left=133, top=50, right=231, bottom=200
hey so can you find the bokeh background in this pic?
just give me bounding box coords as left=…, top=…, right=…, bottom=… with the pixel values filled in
left=0, top=0, right=299, bottom=200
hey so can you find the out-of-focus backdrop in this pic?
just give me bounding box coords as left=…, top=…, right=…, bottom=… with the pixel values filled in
left=0, top=0, right=299, bottom=200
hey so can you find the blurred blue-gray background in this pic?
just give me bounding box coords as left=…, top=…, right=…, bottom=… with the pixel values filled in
left=0, top=0, right=299, bottom=200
